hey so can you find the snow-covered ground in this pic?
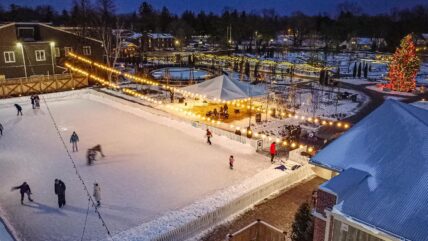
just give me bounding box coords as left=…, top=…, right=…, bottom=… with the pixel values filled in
left=0, top=91, right=278, bottom=241
left=365, top=85, right=416, bottom=97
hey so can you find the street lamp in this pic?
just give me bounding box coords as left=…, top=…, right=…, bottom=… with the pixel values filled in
left=50, top=41, right=56, bottom=76
left=16, top=42, right=27, bottom=79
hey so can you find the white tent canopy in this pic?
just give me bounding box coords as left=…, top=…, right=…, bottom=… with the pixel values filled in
left=180, top=75, right=266, bottom=101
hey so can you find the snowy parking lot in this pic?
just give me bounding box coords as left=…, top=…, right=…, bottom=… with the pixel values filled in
left=0, top=91, right=272, bottom=241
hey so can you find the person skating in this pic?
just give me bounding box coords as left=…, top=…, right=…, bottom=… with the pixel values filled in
left=11, top=182, right=33, bottom=204
left=30, top=95, right=35, bottom=109
left=206, top=129, right=212, bottom=145
left=229, top=155, right=235, bottom=170
left=87, top=149, right=96, bottom=165
left=270, top=142, right=276, bottom=163
left=34, top=95, right=40, bottom=109
left=70, top=131, right=79, bottom=152
left=93, top=183, right=101, bottom=207
left=91, top=144, right=105, bottom=157
left=0, top=123, right=3, bottom=136
left=14, top=104, right=23, bottom=116
left=54, top=179, right=66, bottom=208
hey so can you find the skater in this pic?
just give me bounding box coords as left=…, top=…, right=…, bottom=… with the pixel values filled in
left=206, top=129, right=212, bottom=145
left=93, top=183, right=101, bottom=207
left=91, top=144, right=105, bottom=157
left=87, top=149, right=96, bottom=165
left=270, top=142, right=276, bottom=163
left=0, top=123, right=3, bottom=136
left=229, top=155, right=235, bottom=170
left=14, top=104, right=23, bottom=116
left=54, top=179, right=66, bottom=208
left=11, top=182, right=33, bottom=204
left=70, top=131, right=79, bottom=152
left=30, top=95, right=35, bottom=109
left=34, top=95, right=40, bottom=109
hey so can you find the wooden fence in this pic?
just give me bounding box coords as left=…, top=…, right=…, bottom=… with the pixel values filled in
left=226, top=220, right=288, bottom=241
left=0, top=74, right=88, bottom=98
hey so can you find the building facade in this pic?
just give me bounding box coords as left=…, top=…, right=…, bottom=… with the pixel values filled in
left=0, top=22, right=104, bottom=79
left=141, top=32, right=175, bottom=51
left=311, top=100, right=428, bottom=241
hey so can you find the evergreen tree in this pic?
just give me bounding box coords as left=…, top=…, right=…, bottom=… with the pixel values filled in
left=352, top=62, right=357, bottom=78
left=387, top=34, right=420, bottom=92
left=244, top=61, right=250, bottom=77
left=364, top=64, right=368, bottom=78
left=291, top=202, right=313, bottom=241
left=357, top=62, right=362, bottom=78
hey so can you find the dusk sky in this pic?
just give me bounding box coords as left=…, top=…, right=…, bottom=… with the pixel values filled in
left=1, top=0, right=427, bottom=15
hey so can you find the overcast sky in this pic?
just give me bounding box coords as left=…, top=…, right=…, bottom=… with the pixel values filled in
left=1, top=0, right=427, bottom=15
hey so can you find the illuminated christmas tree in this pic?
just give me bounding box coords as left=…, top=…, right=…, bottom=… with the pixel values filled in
left=387, top=34, right=420, bottom=92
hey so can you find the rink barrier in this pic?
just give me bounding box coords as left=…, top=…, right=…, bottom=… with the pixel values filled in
left=153, top=164, right=315, bottom=241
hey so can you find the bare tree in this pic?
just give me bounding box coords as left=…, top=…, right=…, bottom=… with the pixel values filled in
left=93, top=0, right=124, bottom=82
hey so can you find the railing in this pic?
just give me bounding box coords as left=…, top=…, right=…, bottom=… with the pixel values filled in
left=192, top=121, right=261, bottom=150
left=0, top=73, right=88, bottom=98
left=153, top=164, right=315, bottom=241
left=226, top=219, right=287, bottom=241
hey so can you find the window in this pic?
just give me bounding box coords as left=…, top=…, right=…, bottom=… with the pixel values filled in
left=35, top=50, right=46, bottom=62
left=4, top=51, right=16, bottom=63
left=64, top=47, right=73, bottom=55
left=55, top=47, right=60, bottom=57
left=17, top=27, right=35, bottom=41
left=83, top=46, right=91, bottom=56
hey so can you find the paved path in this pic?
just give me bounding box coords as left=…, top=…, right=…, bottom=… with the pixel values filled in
left=200, top=177, right=325, bottom=241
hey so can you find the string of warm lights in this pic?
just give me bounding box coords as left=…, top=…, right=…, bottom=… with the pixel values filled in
left=165, top=104, right=316, bottom=153
left=65, top=63, right=162, bottom=104
left=67, top=52, right=350, bottom=129
left=194, top=53, right=334, bottom=71
left=67, top=52, right=259, bottom=108
left=66, top=62, right=317, bottom=153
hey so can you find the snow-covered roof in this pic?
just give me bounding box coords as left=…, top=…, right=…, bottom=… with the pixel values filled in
left=312, top=100, right=428, bottom=240
left=421, top=34, right=428, bottom=40
left=180, top=75, right=266, bottom=101
left=148, top=33, right=174, bottom=39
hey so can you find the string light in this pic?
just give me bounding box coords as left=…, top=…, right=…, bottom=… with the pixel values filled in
left=67, top=52, right=351, bottom=130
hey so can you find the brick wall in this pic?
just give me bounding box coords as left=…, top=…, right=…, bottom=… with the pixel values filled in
left=313, top=189, right=337, bottom=241
left=315, top=190, right=336, bottom=216
left=313, top=217, right=327, bottom=241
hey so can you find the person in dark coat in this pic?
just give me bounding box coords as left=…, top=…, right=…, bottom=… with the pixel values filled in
left=11, top=182, right=33, bottom=204
left=14, top=104, right=23, bottom=116
left=70, top=131, right=79, bottom=152
left=54, top=179, right=66, bottom=208
left=206, top=129, right=212, bottom=145
left=0, top=123, right=3, bottom=136
left=34, top=95, right=40, bottom=109
left=30, top=95, right=35, bottom=109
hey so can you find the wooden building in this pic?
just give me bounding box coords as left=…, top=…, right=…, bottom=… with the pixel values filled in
left=0, top=22, right=104, bottom=79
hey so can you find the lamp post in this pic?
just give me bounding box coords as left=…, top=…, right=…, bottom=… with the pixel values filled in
left=17, top=43, right=27, bottom=79
left=50, top=42, right=56, bottom=77
left=16, top=42, right=26, bottom=95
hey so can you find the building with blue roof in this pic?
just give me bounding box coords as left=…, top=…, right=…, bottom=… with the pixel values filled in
left=310, top=100, right=428, bottom=241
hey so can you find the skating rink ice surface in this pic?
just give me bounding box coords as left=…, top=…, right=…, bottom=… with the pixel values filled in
left=0, top=92, right=270, bottom=241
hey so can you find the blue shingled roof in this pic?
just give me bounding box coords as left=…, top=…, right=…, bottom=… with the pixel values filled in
left=311, top=100, right=428, bottom=241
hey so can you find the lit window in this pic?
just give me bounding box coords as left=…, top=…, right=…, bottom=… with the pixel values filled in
left=55, top=47, right=60, bottom=57
left=35, top=50, right=46, bottom=62
left=4, top=51, right=16, bottom=63
left=64, top=47, right=73, bottom=54
left=83, top=46, right=91, bottom=56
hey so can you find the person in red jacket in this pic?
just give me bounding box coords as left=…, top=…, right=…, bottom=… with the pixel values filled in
left=270, top=142, right=276, bottom=163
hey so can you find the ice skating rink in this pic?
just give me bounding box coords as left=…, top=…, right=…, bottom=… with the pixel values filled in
left=0, top=91, right=270, bottom=241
